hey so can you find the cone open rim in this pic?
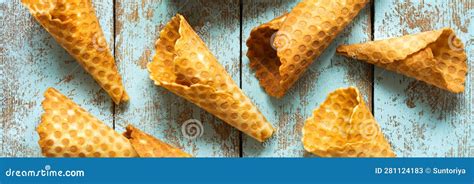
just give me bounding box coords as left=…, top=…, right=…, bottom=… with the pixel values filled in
left=302, top=86, right=395, bottom=157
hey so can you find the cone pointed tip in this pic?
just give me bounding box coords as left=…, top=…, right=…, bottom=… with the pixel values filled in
left=441, top=27, right=453, bottom=31
left=113, top=92, right=130, bottom=105
left=175, top=14, right=185, bottom=20
left=43, top=87, right=60, bottom=104
left=346, top=86, right=358, bottom=92
left=44, top=87, right=55, bottom=94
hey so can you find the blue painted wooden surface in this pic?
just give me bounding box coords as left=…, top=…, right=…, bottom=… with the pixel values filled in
left=373, top=0, right=473, bottom=157
left=0, top=0, right=472, bottom=157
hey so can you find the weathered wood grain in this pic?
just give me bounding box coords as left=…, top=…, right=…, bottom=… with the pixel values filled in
left=1, top=0, right=472, bottom=158
left=241, top=0, right=373, bottom=157
left=114, top=0, right=241, bottom=157
left=374, top=0, right=473, bottom=156
left=0, top=0, right=114, bottom=156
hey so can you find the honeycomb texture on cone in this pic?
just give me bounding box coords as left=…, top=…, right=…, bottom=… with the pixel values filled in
left=302, top=87, right=395, bottom=157
left=148, top=14, right=274, bottom=142
left=337, top=28, right=467, bottom=93
left=246, top=0, right=369, bottom=98
left=22, top=0, right=129, bottom=104
left=124, top=125, right=191, bottom=157
left=38, top=88, right=137, bottom=157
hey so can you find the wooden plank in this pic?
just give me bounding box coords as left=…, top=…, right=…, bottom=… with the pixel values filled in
left=241, top=0, right=373, bottom=156
left=374, top=0, right=473, bottom=156
left=114, top=0, right=240, bottom=157
left=0, top=0, right=114, bottom=156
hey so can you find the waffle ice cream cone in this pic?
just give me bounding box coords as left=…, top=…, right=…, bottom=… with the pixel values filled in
left=38, top=88, right=190, bottom=157
left=247, top=0, right=369, bottom=98
left=22, top=0, right=129, bottom=104
left=124, top=125, right=191, bottom=157
left=337, top=28, right=467, bottom=93
left=38, top=88, right=137, bottom=157
left=148, top=14, right=274, bottom=142
left=302, top=87, right=395, bottom=157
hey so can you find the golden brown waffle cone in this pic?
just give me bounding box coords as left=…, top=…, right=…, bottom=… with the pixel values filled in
left=302, top=87, right=395, bottom=157
left=247, top=0, right=369, bottom=98
left=22, top=0, right=129, bottom=104
left=124, top=125, right=191, bottom=157
left=337, top=28, right=467, bottom=93
left=147, top=14, right=274, bottom=142
left=38, top=88, right=137, bottom=157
